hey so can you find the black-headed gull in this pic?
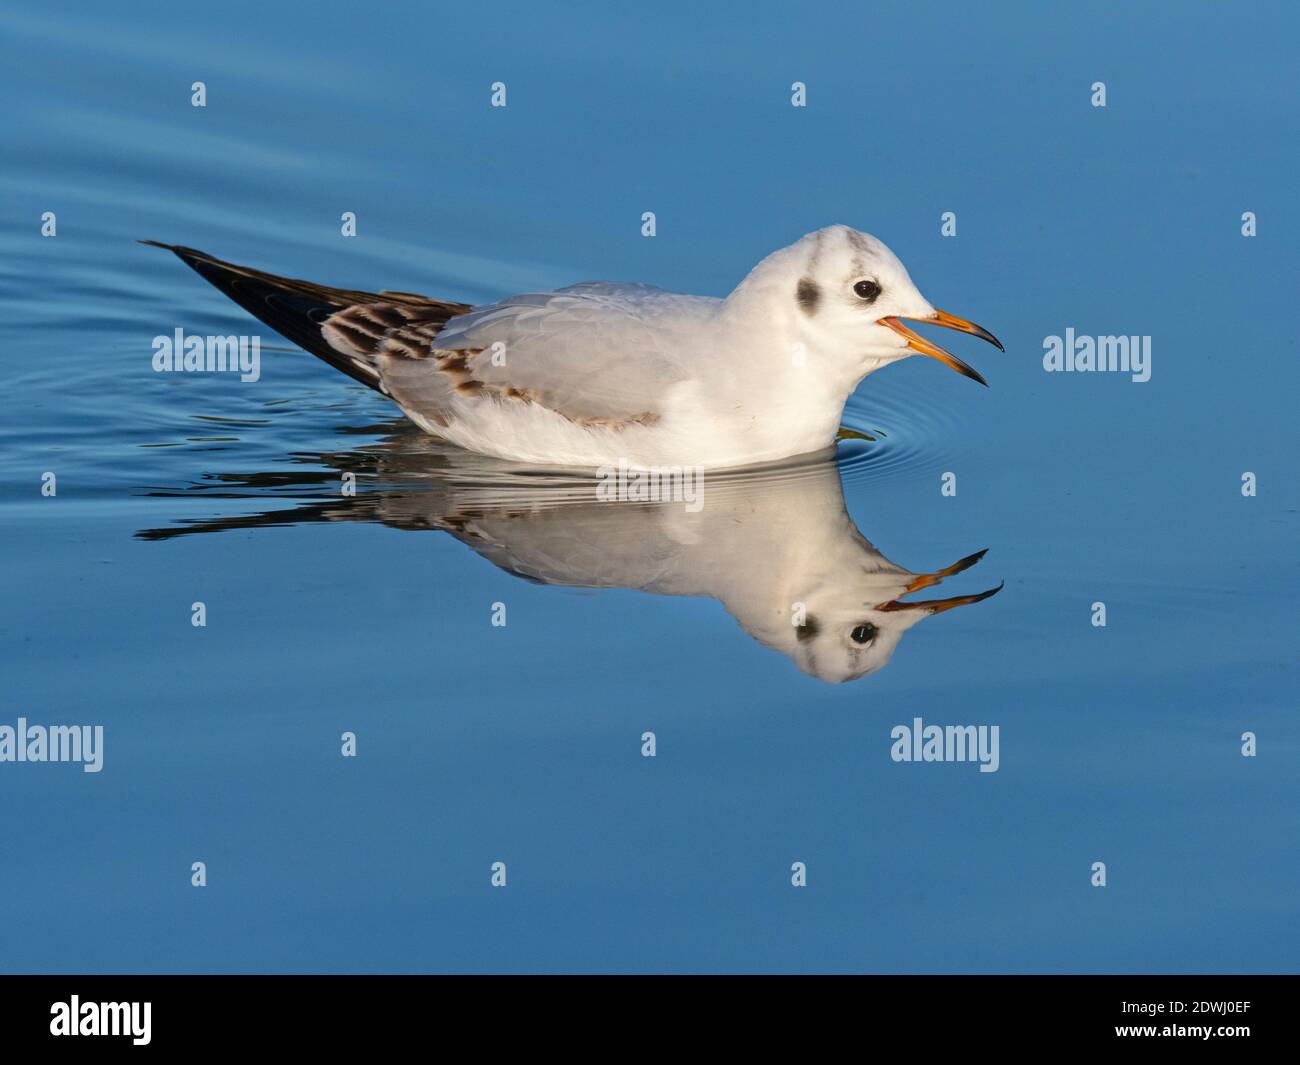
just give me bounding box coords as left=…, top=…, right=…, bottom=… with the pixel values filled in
left=144, top=225, right=1002, bottom=469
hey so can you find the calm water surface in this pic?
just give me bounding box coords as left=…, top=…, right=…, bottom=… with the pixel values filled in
left=0, top=2, right=1296, bottom=972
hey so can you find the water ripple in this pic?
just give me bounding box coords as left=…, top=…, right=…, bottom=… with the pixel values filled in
left=837, top=371, right=972, bottom=486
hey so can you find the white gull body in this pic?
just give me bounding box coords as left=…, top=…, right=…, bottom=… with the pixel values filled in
left=148, top=225, right=1001, bottom=469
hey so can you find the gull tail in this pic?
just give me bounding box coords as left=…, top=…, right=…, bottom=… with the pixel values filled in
left=139, top=241, right=470, bottom=392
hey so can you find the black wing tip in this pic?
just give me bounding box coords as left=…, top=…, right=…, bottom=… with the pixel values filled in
left=139, top=239, right=208, bottom=260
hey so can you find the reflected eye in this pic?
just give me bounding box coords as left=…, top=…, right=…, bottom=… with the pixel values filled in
left=850, top=623, right=877, bottom=645
left=853, top=280, right=881, bottom=302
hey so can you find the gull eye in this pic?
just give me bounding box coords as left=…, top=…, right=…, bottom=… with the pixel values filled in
left=850, top=623, right=877, bottom=645
left=853, top=279, right=881, bottom=302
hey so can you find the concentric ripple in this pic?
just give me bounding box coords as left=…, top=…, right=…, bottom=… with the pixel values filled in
left=836, top=371, right=973, bottom=488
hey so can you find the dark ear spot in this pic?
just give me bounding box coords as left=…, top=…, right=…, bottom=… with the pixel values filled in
left=796, top=278, right=820, bottom=316
left=795, top=614, right=820, bottom=641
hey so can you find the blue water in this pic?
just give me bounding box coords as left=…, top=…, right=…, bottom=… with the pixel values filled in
left=1, top=1, right=1296, bottom=973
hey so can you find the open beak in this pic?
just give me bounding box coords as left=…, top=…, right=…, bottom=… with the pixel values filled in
left=875, top=581, right=1003, bottom=615
left=877, top=309, right=1004, bottom=387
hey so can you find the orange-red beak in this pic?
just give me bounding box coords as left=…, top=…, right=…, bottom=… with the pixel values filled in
left=873, top=547, right=1002, bottom=615
left=877, top=309, right=1004, bottom=386
left=876, top=582, right=1003, bottom=615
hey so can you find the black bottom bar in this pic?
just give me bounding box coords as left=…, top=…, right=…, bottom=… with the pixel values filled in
left=0, top=974, right=1287, bottom=1051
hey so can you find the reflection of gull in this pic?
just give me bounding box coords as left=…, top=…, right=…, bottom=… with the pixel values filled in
left=143, top=225, right=1001, bottom=469
left=139, top=432, right=1001, bottom=684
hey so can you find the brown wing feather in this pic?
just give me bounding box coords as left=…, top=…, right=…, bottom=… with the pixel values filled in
left=141, top=240, right=471, bottom=390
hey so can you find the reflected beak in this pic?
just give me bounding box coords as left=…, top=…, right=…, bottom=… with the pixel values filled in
left=903, top=547, right=989, bottom=594
left=876, top=581, right=1003, bottom=615
left=877, top=309, right=1004, bottom=387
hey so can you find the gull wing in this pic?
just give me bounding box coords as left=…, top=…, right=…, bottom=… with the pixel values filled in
left=146, top=241, right=720, bottom=428
left=404, top=282, right=721, bottom=422
left=140, top=241, right=470, bottom=390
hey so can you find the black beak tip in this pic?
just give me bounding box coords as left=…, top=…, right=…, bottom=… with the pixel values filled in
left=977, top=325, right=1003, bottom=353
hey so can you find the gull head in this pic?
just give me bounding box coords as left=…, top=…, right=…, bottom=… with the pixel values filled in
left=735, top=225, right=1003, bottom=385
left=788, top=605, right=931, bottom=684
left=786, top=552, right=1003, bottom=684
